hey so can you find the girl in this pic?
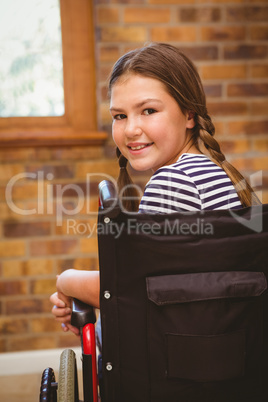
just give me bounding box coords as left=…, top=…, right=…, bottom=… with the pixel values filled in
left=50, top=42, right=259, bottom=334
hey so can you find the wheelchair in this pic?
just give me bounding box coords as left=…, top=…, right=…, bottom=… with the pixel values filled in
left=39, top=298, right=98, bottom=402
left=40, top=180, right=268, bottom=402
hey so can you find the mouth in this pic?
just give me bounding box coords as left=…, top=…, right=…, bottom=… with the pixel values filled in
left=127, top=142, right=153, bottom=151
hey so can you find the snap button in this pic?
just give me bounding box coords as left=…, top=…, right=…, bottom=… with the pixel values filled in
left=104, top=291, right=111, bottom=300
left=106, top=362, right=113, bottom=371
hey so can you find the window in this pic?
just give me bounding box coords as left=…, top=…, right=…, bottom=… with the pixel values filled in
left=0, top=0, right=106, bottom=147
left=0, top=0, right=64, bottom=118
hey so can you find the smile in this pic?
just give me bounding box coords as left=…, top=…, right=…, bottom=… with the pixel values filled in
left=128, top=142, right=153, bottom=151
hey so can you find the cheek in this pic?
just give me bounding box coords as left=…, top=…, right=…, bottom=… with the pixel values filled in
left=112, top=124, right=121, bottom=145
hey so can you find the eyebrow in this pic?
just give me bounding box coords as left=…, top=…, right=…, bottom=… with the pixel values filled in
left=110, top=98, right=162, bottom=112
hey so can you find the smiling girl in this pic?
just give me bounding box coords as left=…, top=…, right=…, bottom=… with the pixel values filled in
left=50, top=43, right=260, bottom=333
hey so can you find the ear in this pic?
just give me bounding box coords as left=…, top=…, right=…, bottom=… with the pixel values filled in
left=186, top=111, right=195, bottom=129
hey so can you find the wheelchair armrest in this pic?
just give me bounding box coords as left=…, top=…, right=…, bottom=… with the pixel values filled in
left=71, top=298, right=96, bottom=328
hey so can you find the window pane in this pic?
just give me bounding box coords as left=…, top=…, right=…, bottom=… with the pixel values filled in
left=0, top=0, right=64, bottom=117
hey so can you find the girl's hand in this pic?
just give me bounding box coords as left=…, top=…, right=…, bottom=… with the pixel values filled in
left=50, top=291, right=80, bottom=336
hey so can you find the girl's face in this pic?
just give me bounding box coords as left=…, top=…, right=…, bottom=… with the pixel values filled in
left=110, top=73, right=196, bottom=172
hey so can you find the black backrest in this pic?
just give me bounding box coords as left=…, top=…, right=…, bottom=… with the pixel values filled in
left=98, top=183, right=268, bottom=402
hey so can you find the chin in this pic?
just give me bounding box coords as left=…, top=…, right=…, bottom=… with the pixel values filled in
left=129, top=163, right=151, bottom=173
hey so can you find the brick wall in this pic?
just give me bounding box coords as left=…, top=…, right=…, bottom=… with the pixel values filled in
left=0, top=0, right=267, bottom=353
left=95, top=0, right=268, bottom=198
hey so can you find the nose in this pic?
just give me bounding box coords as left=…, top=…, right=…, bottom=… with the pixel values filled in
left=124, top=117, right=142, bottom=138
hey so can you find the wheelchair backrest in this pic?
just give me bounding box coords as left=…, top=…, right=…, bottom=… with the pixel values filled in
left=98, top=181, right=268, bottom=402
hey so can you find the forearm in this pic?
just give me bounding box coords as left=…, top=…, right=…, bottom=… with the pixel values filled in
left=56, top=269, right=100, bottom=309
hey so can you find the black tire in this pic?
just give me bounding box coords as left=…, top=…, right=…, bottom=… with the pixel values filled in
left=57, top=349, right=79, bottom=402
left=40, top=367, right=57, bottom=402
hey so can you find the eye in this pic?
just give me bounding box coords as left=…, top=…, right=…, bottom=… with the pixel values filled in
left=113, top=113, right=127, bottom=120
left=143, top=108, right=156, bottom=116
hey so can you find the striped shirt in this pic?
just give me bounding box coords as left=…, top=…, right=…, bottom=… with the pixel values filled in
left=139, top=153, right=242, bottom=214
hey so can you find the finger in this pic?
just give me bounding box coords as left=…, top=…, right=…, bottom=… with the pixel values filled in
left=50, top=292, right=66, bottom=308
left=52, top=306, right=71, bottom=317
left=57, top=291, right=72, bottom=308
left=61, top=323, right=69, bottom=332
left=55, top=314, right=72, bottom=324
left=65, top=324, right=80, bottom=336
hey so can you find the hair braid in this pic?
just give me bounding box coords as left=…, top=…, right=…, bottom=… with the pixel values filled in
left=196, top=114, right=261, bottom=207
left=116, top=148, right=140, bottom=212
left=196, top=114, right=225, bottom=165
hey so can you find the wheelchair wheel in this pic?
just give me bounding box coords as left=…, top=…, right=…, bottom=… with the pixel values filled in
left=40, top=367, right=57, bottom=402
left=58, top=349, right=79, bottom=402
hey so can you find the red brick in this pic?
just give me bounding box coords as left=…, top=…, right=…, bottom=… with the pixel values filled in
left=180, top=46, right=219, bottom=61
left=0, top=164, right=25, bottom=182
left=220, top=139, right=250, bottom=154
left=96, top=6, right=120, bottom=24
left=124, top=7, right=170, bottom=23
left=30, top=239, right=78, bottom=256
left=100, top=26, right=146, bottom=42
left=55, top=218, right=97, bottom=236
left=201, top=64, right=247, bottom=80
left=197, top=0, right=244, bottom=3
left=247, top=6, right=268, bottom=22
left=224, top=45, right=267, bottom=60
left=56, top=257, right=99, bottom=273
left=250, top=100, right=268, bottom=115
left=30, top=278, right=57, bottom=295
left=0, top=148, right=36, bottom=163
left=2, top=259, right=53, bottom=277
left=76, top=160, right=118, bottom=178
left=58, top=334, right=81, bottom=349
left=207, top=101, right=247, bottom=116
left=251, top=64, right=268, bottom=78
left=253, top=139, right=268, bottom=152
left=26, top=165, right=74, bottom=179
left=0, top=317, right=28, bottom=334
left=228, top=120, right=268, bottom=135
left=31, top=317, right=62, bottom=333
left=110, top=0, right=144, bottom=3
left=101, top=85, right=109, bottom=102
left=6, top=298, right=51, bottom=315
left=214, top=121, right=224, bottom=136
left=0, top=280, right=28, bottom=295
left=178, top=7, right=221, bottom=23
left=203, top=84, right=222, bottom=97
left=5, top=182, right=39, bottom=201
left=0, top=240, right=25, bottom=257
left=7, top=336, right=57, bottom=352
left=52, top=182, right=90, bottom=198
left=226, top=6, right=246, bottom=21
left=3, top=221, right=51, bottom=238
left=201, top=26, right=245, bottom=41
left=80, top=237, right=98, bottom=254
left=228, top=83, right=268, bottom=97
left=98, top=46, right=120, bottom=62
left=0, top=339, right=6, bottom=353
left=235, top=156, right=268, bottom=171
left=250, top=26, right=268, bottom=41
left=149, top=0, right=194, bottom=3
left=151, top=26, right=197, bottom=42
left=226, top=6, right=268, bottom=22
left=98, top=65, right=112, bottom=82
left=50, top=146, right=104, bottom=161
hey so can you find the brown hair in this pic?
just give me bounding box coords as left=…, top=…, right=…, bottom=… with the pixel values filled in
left=109, top=42, right=260, bottom=211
